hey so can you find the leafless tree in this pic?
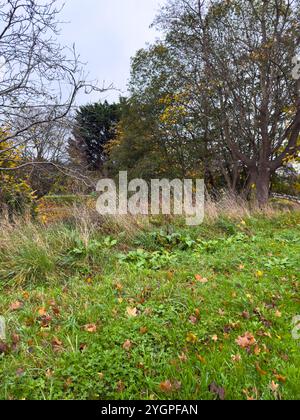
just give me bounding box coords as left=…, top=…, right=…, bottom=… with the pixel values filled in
left=0, top=0, right=102, bottom=180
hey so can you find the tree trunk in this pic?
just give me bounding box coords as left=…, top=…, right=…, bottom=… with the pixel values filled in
left=246, top=167, right=271, bottom=207
left=255, top=169, right=271, bottom=207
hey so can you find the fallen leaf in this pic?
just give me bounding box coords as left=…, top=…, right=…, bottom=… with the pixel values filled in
left=189, top=315, right=198, bottom=325
left=269, top=381, right=279, bottom=393
left=242, top=311, right=250, bottom=320
left=255, top=363, right=267, bottom=376
left=45, top=369, right=54, bottom=378
left=11, top=333, right=20, bottom=345
left=52, top=337, right=63, bottom=352
left=195, top=274, right=208, bottom=284
left=275, top=310, right=282, bottom=318
left=139, top=326, right=148, bottom=335
left=178, top=352, right=188, bottom=362
left=16, top=368, right=25, bottom=377
left=236, top=332, right=257, bottom=349
left=40, top=315, right=52, bottom=328
left=79, top=343, right=87, bottom=352
left=212, top=335, right=218, bottom=342
left=0, top=342, right=9, bottom=354
left=116, top=380, right=125, bottom=393
left=274, top=374, right=286, bottom=383
left=159, top=380, right=173, bottom=393
left=173, top=380, right=182, bottom=391
left=209, top=382, right=225, bottom=400
left=115, top=283, right=123, bottom=292
left=186, top=332, right=198, bottom=344
left=122, top=339, right=133, bottom=351
left=231, top=354, right=242, bottom=363
left=196, top=354, right=207, bottom=364
left=22, top=292, right=30, bottom=300
left=9, top=301, right=23, bottom=311
left=84, top=324, right=97, bottom=333
left=38, top=307, right=47, bottom=316
left=253, top=345, right=261, bottom=356
left=126, top=307, right=138, bottom=318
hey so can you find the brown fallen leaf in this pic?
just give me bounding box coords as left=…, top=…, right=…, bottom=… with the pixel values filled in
left=0, top=342, right=9, bottom=355
left=40, top=315, right=52, bottom=328
left=52, top=337, right=63, bottom=352
left=126, top=307, right=138, bottom=318
left=269, top=381, right=279, bottom=393
left=16, top=368, right=25, bottom=377
left=274, top=374, right=287, bottom=383
left=116, top=380, right=125, bottom=393
left=196, top=354, right=207, bottom=364
left=159, top=380, right=172, bottom=393
left=38, top=307, right=47, bottom=316
left=178, top=352, right=188, bottom=363
left=122, top=339, right=133, bottom=351
left=22, top=291, right=30, bottom=300
left=189, top=315, right=198, bottom=325
left=195, top=274, right=208, bottom=284
left=242, top=311, right=250, bottom=320
left=253, top=345, right=261, bottom=356
left=11, top=333, right=20, bottom=345
left=45, top=369, right=54, bottom=378
left=139, top=326, right=148, bottom=335
left=79, top=343, right=87, bottom=352
left=114, top=283, right=123, bottom=293
left=231, top=354, right=242, bottom=363
left=236, top=332, right=257, bottom=349
left=10, top=301, right=23, bottom=311
left=84, top=324, right=97, bottom=333
left=209, top=382, right=226, bottom=400
left=255, top=363, right=267, bottom=376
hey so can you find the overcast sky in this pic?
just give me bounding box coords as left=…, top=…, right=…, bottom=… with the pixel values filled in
left=60, top=0, right=163, bottom=105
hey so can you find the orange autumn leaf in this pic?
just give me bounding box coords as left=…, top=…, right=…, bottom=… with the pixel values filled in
left=160, top=380, right=172, bottom=393
left=84, top=324, right=97, bottom=333
left=22, top=291, right=30, bottom=300
left=9, top=301, right=23, bottom=311
left=236, top=332, right=257, bottom=349
left=269, top=381, right=279, bottom=393
left=139, top=326, right=148, bottom=335
left=195, top=274, right=208, bottom=284
left=122, top=339, right=133, bottom=351
left=274, top=374, right=287, bottom=383
left=196, top=354, right=207, bottom=364
left=255, top=363, right=267, bottom=376
left=38, top=307, right=47, bottom=316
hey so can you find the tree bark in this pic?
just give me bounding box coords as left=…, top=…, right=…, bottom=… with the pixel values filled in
left=256, top=168, right=271, bottom=207
left=248, top=167, right=271, bottom=207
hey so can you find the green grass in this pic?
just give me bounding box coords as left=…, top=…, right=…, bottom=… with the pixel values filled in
left=0, top=212, right=299, bottom=400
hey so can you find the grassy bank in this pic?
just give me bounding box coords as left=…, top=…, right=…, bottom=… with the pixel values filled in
left=0, top=210, right=299, bottom=400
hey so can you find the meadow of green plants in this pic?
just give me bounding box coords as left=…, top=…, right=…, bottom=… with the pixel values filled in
left=0, top=211, right=299, bottom=400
